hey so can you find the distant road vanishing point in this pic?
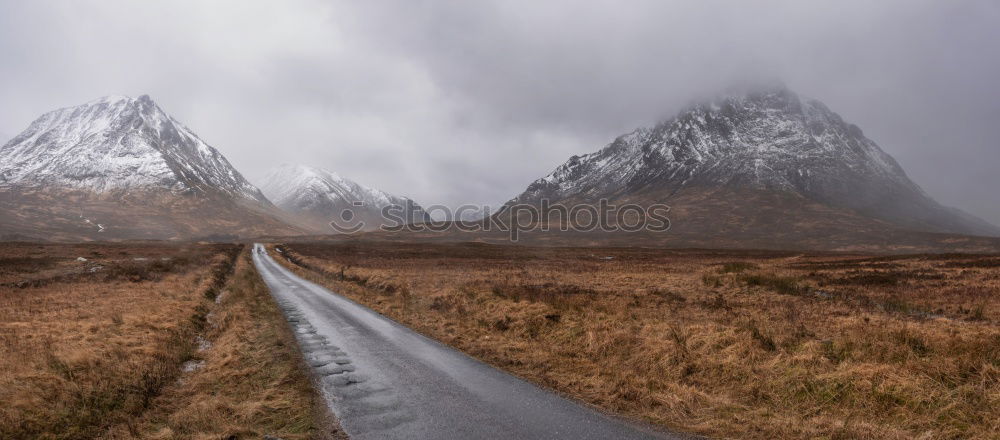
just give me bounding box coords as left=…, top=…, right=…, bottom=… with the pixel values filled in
left=252, top=244, right=686, bottom=440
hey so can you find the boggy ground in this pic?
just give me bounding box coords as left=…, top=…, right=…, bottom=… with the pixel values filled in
left=274, top=241, right=1000, bottom=440
left=0, top=242, right=339, bottom=439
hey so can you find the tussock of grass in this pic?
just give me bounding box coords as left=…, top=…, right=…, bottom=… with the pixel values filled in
left=276, top=246, right=406, bottom=297
left=718, top=261, right=759, bottom=273
left=490, top=282, right=597, bottom=310
left=746, top=320, right=777, bottom=351
left=943, top=258, right=1000, bottom=269
left=701, top=273, right=723, bottom=287
left=823, top=269, right=946, bottom=287
left=740, top=272, right=808, bottom=295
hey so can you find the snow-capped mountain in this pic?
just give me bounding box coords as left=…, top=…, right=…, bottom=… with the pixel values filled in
left=259, top=164, right=430, bottom=232
left=507, top=85, right=998, bottom=238
left=0, top=95, right=268, bottom=204
left=0, top=95, right=299, bottom=240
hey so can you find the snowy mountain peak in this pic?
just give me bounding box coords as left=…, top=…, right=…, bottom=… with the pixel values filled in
left=516, top=86, right=912, bottom=201
left=0, top=95, right=269, bottom=204
left=87, top=94, right=133, bottom=105
left=510, top=86, right=998, bottom=236
left=259, top=164, right=429, bottom=231
left=260, top=164, right=409, bottom=211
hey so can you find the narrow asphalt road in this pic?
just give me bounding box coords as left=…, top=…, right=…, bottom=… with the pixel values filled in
left=252, top=244, right=686, bottom=440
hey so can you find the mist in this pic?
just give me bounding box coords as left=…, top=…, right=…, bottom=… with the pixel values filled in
left=1, top=0, right=998, bottom=223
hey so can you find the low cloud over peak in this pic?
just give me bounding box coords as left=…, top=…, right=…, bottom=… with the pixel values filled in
left=1, top=0, right=998, bottom=223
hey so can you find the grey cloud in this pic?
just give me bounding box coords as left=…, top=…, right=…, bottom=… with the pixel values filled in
left=1, top=0, right=998, bottom=223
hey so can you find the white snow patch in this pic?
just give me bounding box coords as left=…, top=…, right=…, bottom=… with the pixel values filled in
left=181, top=359, right=205, bottom=373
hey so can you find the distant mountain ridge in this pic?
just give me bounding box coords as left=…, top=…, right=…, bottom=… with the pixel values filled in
left=0, top=95, right=299, bottom=240
left=3, top=89, right=995, bottom=247
left=259, top=164, right=431, bottom=233
left=507, top=85, right=998, bottom=239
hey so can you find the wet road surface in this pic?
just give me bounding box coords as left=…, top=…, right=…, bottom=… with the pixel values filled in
left=253, top=244, right=687, bottom=440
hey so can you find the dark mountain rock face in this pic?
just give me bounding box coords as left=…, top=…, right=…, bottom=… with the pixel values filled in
left=509, top=86, right=998, bottom=237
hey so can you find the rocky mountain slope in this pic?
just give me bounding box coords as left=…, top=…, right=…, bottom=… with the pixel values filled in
left=504, top=85, right=998, bottom=247
left=259, top=164, right=430, bottom=233
left=0, top=95, right=300, bottom=241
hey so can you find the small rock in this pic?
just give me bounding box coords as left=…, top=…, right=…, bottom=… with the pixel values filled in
left=76, top=257, right=88, bottom=262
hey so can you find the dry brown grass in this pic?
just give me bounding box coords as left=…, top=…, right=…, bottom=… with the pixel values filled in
left=0, top=243, right=234, bottom=439
left=274, top=242, right=1000, bottom=440
left=0, top=243, right=338, bottom=439
left=106, top=248, right=343, bottom=440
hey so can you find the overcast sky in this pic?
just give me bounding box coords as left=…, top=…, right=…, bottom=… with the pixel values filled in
left=1, top=0, right=998, bottom=223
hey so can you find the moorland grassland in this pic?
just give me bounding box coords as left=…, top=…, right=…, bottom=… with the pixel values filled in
left=0, top=243, right=337, bottom=440
left=274, top=242, right=1000, bottom=440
